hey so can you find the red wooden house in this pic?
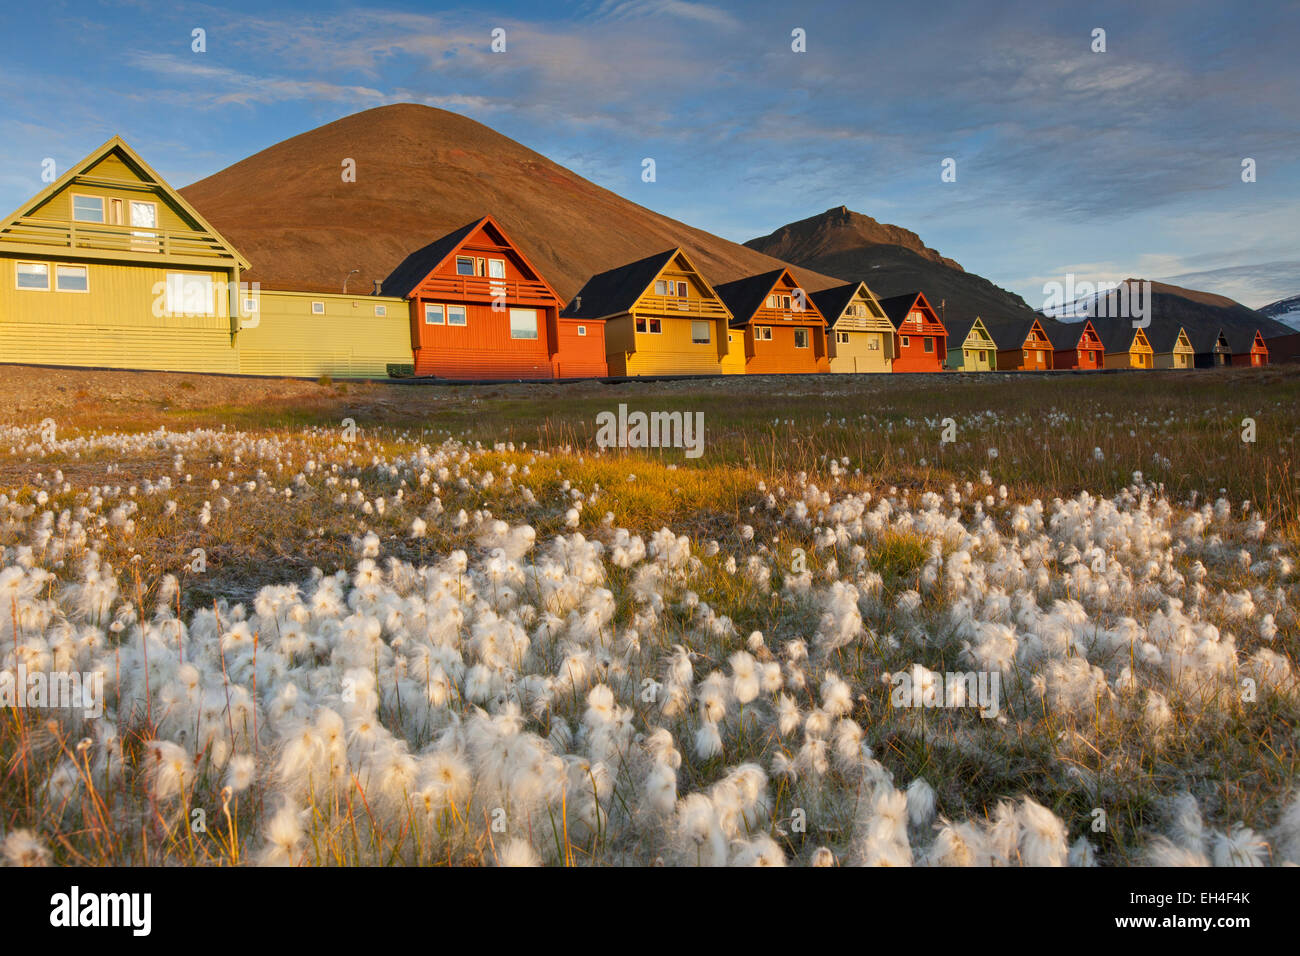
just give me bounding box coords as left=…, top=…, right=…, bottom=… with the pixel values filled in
left=1229, top=329, right=1270, bottom=367
left=1049, top=319, right=1104, bottom=370
left=877, top=292, right=947, bottom=372
left=381, top=216, right=605, bottom=379
left=714, top=268, right=830, bottom=374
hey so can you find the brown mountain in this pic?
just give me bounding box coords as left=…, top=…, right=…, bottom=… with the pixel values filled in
left=745, top=206, right=1043, bottom=327
left=179, top=103, right=839, bottom=300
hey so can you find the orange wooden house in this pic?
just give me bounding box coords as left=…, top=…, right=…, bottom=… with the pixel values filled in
left=1050, top=319, right=1104, bottom=370
left=878, top=292, right=947, bottom=373
left=1229, top=329, right=1270, bottom=367
left=987, top=317, right=1056, bottom=370
left=381, top=216, right=605, bottom=379
left=714, top=269, right=829, bottom=374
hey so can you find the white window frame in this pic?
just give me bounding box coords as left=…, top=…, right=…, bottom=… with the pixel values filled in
left=793, top=328, right=809, bottom=349
left=447, top=305, right=468, bottom=327
left=901, top=335, right=910, bottom=348
left=374, top=304, right=387, bottom=317
left=71, top=194, right=105, bottom=223
left=577, top=325, right=587, bottom=336
left=647, top=318, right=662, bottom=334
left=424, top=303, right=445, bottom=325
left=165, top=273, right=217, bottom=317
left=311, top=301, right=325, bottom=315
left=488, top=258, right=506, bottom=279
left=691, top=320, right=710, bottom=344
left=757, top=326, right=772, bottom=341
left=455, top=256, right=475, bottom=276
left=55, top=264, right=89, bottom=293
left=15, top=261, right=50, bottom=290
left=509, top=308, right=538, bottom=340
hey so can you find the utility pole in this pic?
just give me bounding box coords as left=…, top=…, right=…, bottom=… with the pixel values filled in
left=343, top=269, right=360, bottom=294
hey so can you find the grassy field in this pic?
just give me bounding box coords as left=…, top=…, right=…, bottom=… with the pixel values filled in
left=0, top=364, right=1296, bottom=866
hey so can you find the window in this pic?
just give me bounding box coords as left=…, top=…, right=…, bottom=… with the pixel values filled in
left=71, top=194, right=104, bottom=223
left=794, top=329, right=809, bottom=349
left=677, top=281, right=687, bottom=298
left=447, top=305, right=467, bottom=327
left=165, top=273, right=216, bottom=316
left=577, top=326, right=587, bottom=336
left=901, top=336, right=910, bottom=348
left=909, top=312, right=921, bottom=324
left=488, top=259, right=506, bottom=279
left=243, top=296, right=258, bottom=314
left=691, top=320, right=710, bottom=344
left=1036, top=350, right=1044, bottom=362
left=635, top=316, right=647, bottom=333
left=924, top=337, right=934, bottom=352
left=107, top=198, right=123, bottom=225
left=655, top=280, right=669, bottom=295
left=509, top=308, right=538, bottom=339
left=757, top=326, right=773, bottom=341
left=868, top=337, right=880, bottom=350
left=424, top=303, right=445, bottom=325
left=374, top=305, right=386, bottom=317
left=648, top=318, right=662, bottom=334
left=55, top=264, right=88, bottom=292
left=836, top=331, right=850, bottom=344
left=16, top=262, right=49, bottom=290
left=476, top=257, right=487, bottom=277
left=455, top=257, right=475, bottom=276
left=781, top=295, right=792, bottom=310
left=728, top=334, right=733, bottom=343
left=311, top=301, right=325, bottom=315
left=766, top=294, right=778, bottom=308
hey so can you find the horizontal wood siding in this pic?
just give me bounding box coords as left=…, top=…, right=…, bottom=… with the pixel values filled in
left=553, top=318, right=607, bottom=377
left=829, top=330, right=892, bottom=373
left=238, top=291, right=411, bottom=378
left=0, top=256, right=238, bottom=372
left=744, top=323, right=829, bottom=374
left=414, top=301, right=556, bottom=378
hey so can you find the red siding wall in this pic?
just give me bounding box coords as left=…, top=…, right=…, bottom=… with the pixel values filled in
left=411, top=301, right=556, bottom=379
left=553, top=318, right=608, bottom=377
left=893, top=331, right=946, bottom=372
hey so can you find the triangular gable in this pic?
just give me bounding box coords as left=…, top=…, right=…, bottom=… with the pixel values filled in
left=381, top=215, right=561, bottom=303
left=879, top=291, right=944, bottom=333
left=716, top=268, right=823, bottom=328
left=630, top=248, right=731, bottom=317
left=0, top=135, right=249, bottom=269
left=965, top=316, right=992, bottom=346
left=1254, top=330, right=1268, bottom=352
left=1132, top=327, right=1151, bottom=351
left=1025, top=318, right=1052, bottom=348
left=1174, top=327, right=1192, bottom=350
left=810, top=281, right=890, bottom=329
left=1077, top=319, right=1101, bottom=347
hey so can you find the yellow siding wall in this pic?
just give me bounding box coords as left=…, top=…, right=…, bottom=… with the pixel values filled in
left=829, top=330, right=892, bottom=372
left=0, top=256, right=238, bottom=372
left=238, top=291, right=412, bottom=378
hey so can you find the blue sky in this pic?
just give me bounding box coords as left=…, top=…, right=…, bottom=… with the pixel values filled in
left=2, top=0, right=1297, bottom=308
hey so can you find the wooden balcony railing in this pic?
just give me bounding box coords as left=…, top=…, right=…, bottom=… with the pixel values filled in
left=636, top=294, right=729, bottom=317
left=0, top=216, right=237, bottom=261
left=418, top=274, right=555, bottom=302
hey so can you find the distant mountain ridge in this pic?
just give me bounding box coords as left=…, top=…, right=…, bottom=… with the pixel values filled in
left=1260, top=294, right=1300, bottom=331
left=745, top=206, right=1043, bottom=328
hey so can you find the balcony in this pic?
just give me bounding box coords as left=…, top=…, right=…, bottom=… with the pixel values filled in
left=0, top=216, right=239, bottom=265
left=637, top=294, right=729, bottom=317
left=417, top=273, right=555, bottom=303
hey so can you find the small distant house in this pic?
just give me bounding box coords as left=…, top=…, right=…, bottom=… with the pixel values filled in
left=1228, top=329, right=1269, bottom=367
left=809, top=281, right=896, bottom=373
left=562, top=248, right=734, bottom=377
left=1051, top=319, right=1104, bottom=370
left=1190, top=327, right=1233, bottom=368
left=1096, top=321, right=1154, bottom=369
left=877, top=292, right=947, bottom=373
left=1148, top=322, right=1195, bottom=369
left=987, top=317, right=1055, bottom=371
left=944, top=316, right=996, bottom=371
left=715, top=268, right=830, bottom=375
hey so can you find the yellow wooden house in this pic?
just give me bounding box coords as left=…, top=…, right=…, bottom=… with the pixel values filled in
left=945, top=316, right=996, bottom=371
left=0, top=136, right=251, bottom=373
left=1097, top=321, right=1154, bottom=369
left=562, top=248, right=737, bottom=376
left=1150, top=322, right=1195, bottom=369
left=810, top=281, right=896, bottom=373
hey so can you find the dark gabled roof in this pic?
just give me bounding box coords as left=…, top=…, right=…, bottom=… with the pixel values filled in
left=981, top=316, right=1049, bottom=351
left=1089, top=317, right=1145, bottom=353
left=715, top=269, right=788, bottom=327
left=1143, top=319, right=1190, bottom=353
left=944, top=314, right=985, bottom=344
left=1187, top=325, right=1229, bottom=354
left=809, top=282, right=860, bottom=326
left=560, top=248, right=678, bottom=320
left=877, top=292, right=927, bottom=327
left=1226, top=327, right=1265, bottom=354
left=1039, top=317, right=1090, bottom=349
left=380, top=218, right=484, bottom=298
